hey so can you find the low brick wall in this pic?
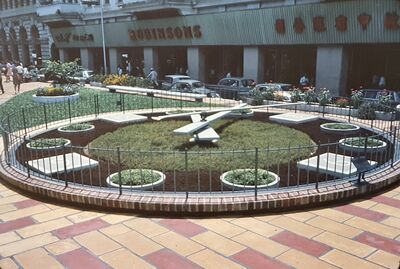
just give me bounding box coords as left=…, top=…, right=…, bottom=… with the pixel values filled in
left=0, top=154, right=399, bottom=214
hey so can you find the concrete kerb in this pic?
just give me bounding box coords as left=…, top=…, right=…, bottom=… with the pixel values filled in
left=0, top=110, right=399, bottom=214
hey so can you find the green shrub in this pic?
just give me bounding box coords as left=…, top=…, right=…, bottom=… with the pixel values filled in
left=335, top=98, right=349, bottom=108
left=318, top=88, right=331, bottom=106
left=342, top=137, right=384, bottom=147
left=249, top=89, right=265, bottom=105
left=110, top=169, right=161, bottom=185
left=290, top=89, right=302, bottom=103
left=303, top=90, right=317, bottom=104
left=262, top=88, right=275, bottom=101
left=43, top=59, right=82, bottom=85
left=350, top=89, right=363, bottom=108
left=36, top=84, right=78, bottom=96
left=358, top=102, right=377, bottom=120
left=59, top=123, right=93, bottom=131
left=29, top=138, right=69, bottom=148
left=224, top=169, right=275, bottom=186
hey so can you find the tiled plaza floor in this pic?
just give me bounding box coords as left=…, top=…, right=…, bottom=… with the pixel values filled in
left=0, top=81, right=399, bottom=268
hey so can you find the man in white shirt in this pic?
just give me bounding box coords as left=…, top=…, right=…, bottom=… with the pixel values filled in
left=147, top=68, right=158, bottom=88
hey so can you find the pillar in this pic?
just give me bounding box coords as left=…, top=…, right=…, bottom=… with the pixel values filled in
left=108, top=48, right=120, bottom=74
left=143, top=47, right=159, bottom=76
left=243, top=46, right=264, bottom=83
left=59, top=48, right=67, bottom=63
left=316, top=45, right=349, bottom=97
left=187, top=47, right=205, bottom=82
left=80, top=48, right=94, bottom=71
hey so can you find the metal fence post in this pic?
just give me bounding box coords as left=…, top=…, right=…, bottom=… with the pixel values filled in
left=254, top=147, right=258, bottom=200
left=117, top=147, right=122, bottom=195
left=68, top=99, right=72, bottom=123
left=43, top=104, right=48, bottom=129
left=24, top=135, right=30, bottom=178
left=348, top=107, right=351, bottom=122
left=315, top=144, right=321, bottom=189
left=7, top=115, right=11, bottom=134
left=185, top=148, right=189, bottom=199
left=22, top=108, right=27, bottom=135
left=62, top=145, right=68, bottom=187
left=392, top=127, right=397, bottom=168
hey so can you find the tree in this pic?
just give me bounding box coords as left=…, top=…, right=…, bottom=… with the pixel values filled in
left=43, top=59, right=82, bottom=85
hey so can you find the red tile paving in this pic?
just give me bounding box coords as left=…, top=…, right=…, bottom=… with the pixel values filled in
left=145, top=249, right=202, bottom=269
left=13, top=199, right=42, bottom=209
left=232, top=249, right=292, bottom=269
left=159, top=219, right=207, bottom=237
left=53, top=218, right=109, bottom=239
left=0, top=217, right=35, bottom=234
left=355, top=232, right=400, bottom=255
left=57, top=249, right=111, bottom=269
left=371, top=195, right=400, bottom=208
left=270, top=231, right=331, bottom=257
left=335, top=204, right=389, bottom=222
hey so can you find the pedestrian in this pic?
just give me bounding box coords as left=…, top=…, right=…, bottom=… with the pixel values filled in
left=226, top=72, right=231, bottom=78
left=299, top=74, right=309, bottom=88
left=117, top=65, right=123, bottom=76
left=378, top=76, right=386, bottom=89
left=12, top=64, right=21, bottom=94
left=0, top=70, right=4, bottom=94
left=147, top=67, right=158, bottom=88
left=6, top=62, right=12, bottom=82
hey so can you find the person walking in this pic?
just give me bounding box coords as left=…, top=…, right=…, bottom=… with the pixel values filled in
left=147, top=67, right=158, bottom=88
left=12, top=64, right=21, bottom=94
left=378, top=76, right=386, bottom=89
left=6, top=62, right=12, bottom=82
left=0, top=71, right=4, bottom=94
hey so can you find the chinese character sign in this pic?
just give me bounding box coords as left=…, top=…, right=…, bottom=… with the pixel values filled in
left=335, top=15, right=347, bottom=32
left=275, top=19, right=285, bottom=34
left=293, top=17, right=305, bottom=33
left=358, top=13, right=371, bottom=30
left=384, top=12, right=400, bottom=30
left=313, top=16, right=326, bottom=32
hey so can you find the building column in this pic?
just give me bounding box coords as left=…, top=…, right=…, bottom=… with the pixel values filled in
left=59, top=49, right=67, bottom=63
left=187, top=47, right=205, bottom=82
left=109, top=48, right=120, bottom=74
left=80, top=48, right=94, bottom=71
left=243, top=46, right=264, bottom=83
left=143, top=47, right=159, bottom=76
left=316, top=45, right=349, bottom=97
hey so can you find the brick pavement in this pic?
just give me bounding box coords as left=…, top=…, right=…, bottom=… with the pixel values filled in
left=0, top=81, right=399, bottom=268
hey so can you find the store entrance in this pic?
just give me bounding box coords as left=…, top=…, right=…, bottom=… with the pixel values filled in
left=157, top=47, right=187, bottom=78
left=348, top=45, right=400, bottom=92
left=204, top=46, right=243, bottom=84
left=263, top=46, right=316, bottom=86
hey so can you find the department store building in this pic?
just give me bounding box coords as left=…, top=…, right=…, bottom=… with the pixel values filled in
left=1, top=0, right=399, bottom=96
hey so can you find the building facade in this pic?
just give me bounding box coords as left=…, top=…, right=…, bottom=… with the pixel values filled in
left=1, top=0, right=400, bottom=96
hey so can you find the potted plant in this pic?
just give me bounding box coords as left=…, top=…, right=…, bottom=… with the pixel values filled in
left=26, top=138, right=71, bottom=150
left=220, top=169, right=279, bottom=190
left=58, top=123, right=95, bottom=133
left=339, top=137, right=387, bottom=153
left=320, top=122, right=360, bottom=135
left=106, top=169, right=165, bottom=190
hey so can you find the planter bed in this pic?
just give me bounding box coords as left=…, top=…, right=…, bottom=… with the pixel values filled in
left=32, top=93, right=79, bottom=104
left=227, top=109, right=254, bottom=119
left=220, top=169, right=280, bottom=190
left=106, top=169, right=165, bottom=190
left=339, top=137, right=387, bottom=153
left=58, top=123, right=95, bottom=134
left=26, top=138, right=71, bottom=150
left=320, top=122, right=360, bottom=135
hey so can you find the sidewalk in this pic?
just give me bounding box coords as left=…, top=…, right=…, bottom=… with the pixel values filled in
left=0, top=82, right=399, bottom=269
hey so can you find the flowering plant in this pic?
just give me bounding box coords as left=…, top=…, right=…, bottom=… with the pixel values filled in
left=350, top=89, right=363, bottom=108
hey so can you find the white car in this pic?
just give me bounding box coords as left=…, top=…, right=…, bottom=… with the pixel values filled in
left=162, top=75, right=190, bottom=90
left=72, top=70, right=94, bottom=84
left=170, top=79, right=219, bottom=97
left=255, top=83, right=294, bottom=101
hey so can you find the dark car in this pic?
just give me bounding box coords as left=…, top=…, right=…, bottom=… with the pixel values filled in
left=216, top=77, right=256, bottom=99
left=361, top=89, right=400, bottom=107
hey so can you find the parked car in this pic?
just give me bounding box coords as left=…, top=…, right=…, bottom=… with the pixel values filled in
left=255, top=83, right=294, bottom=101
left=170, top=79, right=219, bottom=97
left=72, top=70, right=94, bottom=84
left=162, top=75, right=190, bottom=90
left=216, top=77, right=256, bottom=99
left=361, top=89, right=400, bottom=107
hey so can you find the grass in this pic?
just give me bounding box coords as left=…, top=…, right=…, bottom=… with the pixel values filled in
left=89, top=119, right=314, bottom=171
left=59, top=123, right=93, bottom=131
left=224, top=169, right=275, bottom=186
left=342, top=137, right=384, bottom=147
left=322, top=123, right=358, bottom=130
left=28, top=138, right=70, bottom=149
left=110, top=169, right=162, bottom=185
left=0, top=87, right=213, bottom=132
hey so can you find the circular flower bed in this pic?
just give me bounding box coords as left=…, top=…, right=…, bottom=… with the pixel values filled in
left=26, top=138, right=71, bottom=150
left=320, top=122, right=360, bottom=135
left=33, top=85, right=79, bottom=104
left=106, top=169, right=165, bottom=190
left=58, top=123, right=95, bottom=133
left=165, top=110, right=195, bottom=115
left=227, top=109, right=254, bottom=119
left=339, top=137, right=387, bottom=153
left=220, top=169, right=280, bottom=190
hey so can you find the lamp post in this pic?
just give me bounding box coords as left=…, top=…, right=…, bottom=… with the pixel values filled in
left=82, top=0, right=107, bottom=75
